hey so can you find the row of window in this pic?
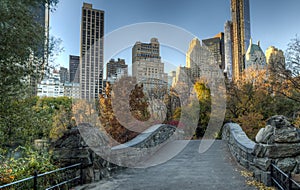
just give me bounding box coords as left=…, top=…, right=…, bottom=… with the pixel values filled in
left=83, top=10, right=104, bottom=17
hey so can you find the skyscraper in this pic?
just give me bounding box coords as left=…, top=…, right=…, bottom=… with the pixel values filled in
left=224, top=21, right=233, bottom=80
left=30, top=2, right=50, bottom=95
left=80, top=3, right=104, bottom=100
left=186, top=38, right=202, bottom=81
left=266, top=46, right=286, bottom=79
left=106, top=58, right=128, bottom=83
left=202, top=32, right=225, bottom=71
left=59, top=66, right=69, bottom=83
left=132, top=38, right=161, bottom=63
left=132, top=38, right=168, bottom=90
left=33, top=2, right=50, bottom=67
left=231, top=0, right=251, bottom=80
left=69, top=55, right=80, bottom=83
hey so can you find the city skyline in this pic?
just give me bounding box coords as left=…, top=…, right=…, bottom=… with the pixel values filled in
left=50, top=0, right=300, bottom=73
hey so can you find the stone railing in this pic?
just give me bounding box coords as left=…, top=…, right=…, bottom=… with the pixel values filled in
left=222, top=115, right=300, bottom=186
left=222, top=122, right=256, bottom=169
left=51, top=124, right=182, bottom=183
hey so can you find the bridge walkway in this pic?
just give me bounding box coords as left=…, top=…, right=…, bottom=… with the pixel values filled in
left=76, top=140, right=256, bottom=190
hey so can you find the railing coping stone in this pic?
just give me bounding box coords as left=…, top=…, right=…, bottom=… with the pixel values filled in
left=224, top=123, right=256, bottom=151
left=111, top=124, right=174, bottom=150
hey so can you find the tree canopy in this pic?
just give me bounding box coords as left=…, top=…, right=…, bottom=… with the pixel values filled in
left=0, top=0, right=58, bottom=100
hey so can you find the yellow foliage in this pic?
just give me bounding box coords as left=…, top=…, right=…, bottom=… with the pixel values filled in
left=240, top=170, right=276, bottom=190
left=236, top=112, right=265, bottom=140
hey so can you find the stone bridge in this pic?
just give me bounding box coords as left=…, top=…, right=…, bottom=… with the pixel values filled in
left=51, top=116, right=300, bottom=189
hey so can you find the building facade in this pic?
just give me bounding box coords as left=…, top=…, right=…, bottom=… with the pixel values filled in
left=80, top=3, right=104, bottom=100
left=37, top=70, right=64, bottom=97
left=245, top=39, right=266, bottom=70
left=30, top=2, right=50, bottom=95
left=168, top=70, right=176, bottom=87
left=69, top=55, right=80, bottom=83
left=231, top=0, right=251, bottom=80
left=186, top=38, right=216, bottom=82
left=266, top=46, right=285, bottom=71
left=132, top=38, right=168, bottom=90
left=106, top=58, right=128, bottom=83
left=224, top=21, right=233, bottom=80
left=132, top=38, right=161, bottom=63
left=202, top=32, right=225, bottom=71
left=59, top=67, right=69, bottom=83
left=64, top=82, right=80, bottom=99
left=172, top=66, right=191, bottom=86
left=186, top=38, right=202, bottom=81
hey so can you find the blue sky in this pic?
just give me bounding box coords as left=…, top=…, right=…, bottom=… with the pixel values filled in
left=50, top=0, right=300, bottom=73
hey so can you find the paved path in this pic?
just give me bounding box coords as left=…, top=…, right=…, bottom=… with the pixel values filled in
left=77, top=140, right=256, bottom=190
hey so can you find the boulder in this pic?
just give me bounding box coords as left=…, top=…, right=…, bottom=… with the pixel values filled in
left=254, top=143, right=300, bottom=158
left=255, top=125, right=274, bottom=144
left=255, top=115, right=300, bottom=144
left=275, top=158, right=297, bottom=173
left=266, top=115, right=291, bottom=128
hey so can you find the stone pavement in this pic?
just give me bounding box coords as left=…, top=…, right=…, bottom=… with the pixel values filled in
left=76, top=140, right=256, bottom=190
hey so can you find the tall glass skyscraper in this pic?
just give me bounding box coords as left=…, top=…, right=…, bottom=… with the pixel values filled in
left=69, top=55, right=80, bottom=83
left=224, top=21, right=233, bottom=80
left=80, top=3, right=104, bottom=100
left=231, top=0, right=251, bottom=80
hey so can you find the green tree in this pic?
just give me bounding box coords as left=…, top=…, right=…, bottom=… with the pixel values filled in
left=50, top=105, right=76, bottom=140
left=0, top=0, right=58, bottom=99
left=194, top=79, right=211, bottom=138
left=0, top=96, right=73, bottom=148
left=0, top=0, right=59, bottom=147
left=34, top=97, right=73, bottom=139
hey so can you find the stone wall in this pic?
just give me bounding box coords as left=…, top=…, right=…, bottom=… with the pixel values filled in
left=51, top=124, right=182, bottom=183
left=222, top=115, right=300, bottom=186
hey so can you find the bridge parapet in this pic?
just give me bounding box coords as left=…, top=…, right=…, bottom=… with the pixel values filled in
left=51, top=124, right=182, bottom=184
left=222, top=115, right=300, bottom=186
left=109, top=124, right=182, bottom=167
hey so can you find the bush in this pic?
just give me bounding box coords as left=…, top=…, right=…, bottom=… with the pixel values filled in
left=0, top=146, right=57, bottom=185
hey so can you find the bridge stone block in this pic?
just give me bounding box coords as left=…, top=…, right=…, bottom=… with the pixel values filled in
left=254, top=143, right=300, bottom=158
left=51, top=124, right=181, bottom=184
left=222, top=117, right=300, bottom=187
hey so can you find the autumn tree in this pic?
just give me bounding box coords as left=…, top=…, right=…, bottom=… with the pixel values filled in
left=98, top=80, right=146, bottom=144
left=50, top=105, right=76, bottom=140
left=129, top=83, right=150, bottom=121
left=225, top=67, right=300, bottom=139
left=164, top=87, right=181, bottom=124
left=267, top=35, right=300, bottom=103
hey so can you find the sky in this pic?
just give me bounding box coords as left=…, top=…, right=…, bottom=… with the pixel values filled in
left=50, top=0, right=300, bottom=74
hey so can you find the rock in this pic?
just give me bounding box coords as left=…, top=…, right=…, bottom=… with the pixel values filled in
left=293, top=155, right=300, bottom=173
left=255, top=115, right=300, bottom=144
left=255, top=125, right=274, bottom=143
left=253, top=157, right=271, bottom=171
left=275, top=158, right=297, bottom=173
left=273, top=127, right=300, bottom=143
left=266, top=115, right=291, bottom=128
left=254, top=143, right=300, bottom=158
left=223, top=117, right=300, bottom=188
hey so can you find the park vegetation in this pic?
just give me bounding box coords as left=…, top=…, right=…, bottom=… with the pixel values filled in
left=1, top=0, right=300, bottom=184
